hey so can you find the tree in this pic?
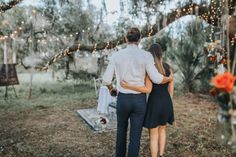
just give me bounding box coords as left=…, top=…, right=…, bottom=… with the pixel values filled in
left=166, top=20, right=209, bottom=92
left=1, top=0, right=235, bottom=73
left=38, top=0, right=235, bottom=61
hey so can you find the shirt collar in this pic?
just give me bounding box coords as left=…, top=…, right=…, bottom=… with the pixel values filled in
left=127, top=44, right=139, bottom=49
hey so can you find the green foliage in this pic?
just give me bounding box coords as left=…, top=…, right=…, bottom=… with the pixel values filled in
left=166, top=20, right=212, bottom=92
left=113, top=17, right=135, bottom=37
left=140, top=28, right=172, bottom=51
left=0, top=0, right=112, bottom=67
left=0, top=81, right=96, bottom=108
left=67, top=70, right=98, bottom=80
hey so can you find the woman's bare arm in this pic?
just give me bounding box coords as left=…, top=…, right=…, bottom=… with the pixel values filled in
left=120, top=76, right=152, bottom=93
left=168, top=70, right=174, bottom=98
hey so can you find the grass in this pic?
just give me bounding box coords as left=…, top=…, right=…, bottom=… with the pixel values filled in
left=0, top=76, right=235, bottom=157
left=0, top=80, right=96, bottom=109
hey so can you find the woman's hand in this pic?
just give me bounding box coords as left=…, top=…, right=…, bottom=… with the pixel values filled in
left=120, top=80, right=130, bottom=89
left=120, top=76, right=152, bottom=93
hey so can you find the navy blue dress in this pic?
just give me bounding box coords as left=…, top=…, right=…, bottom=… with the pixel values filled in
left=143, top=63, right=174, bottom=128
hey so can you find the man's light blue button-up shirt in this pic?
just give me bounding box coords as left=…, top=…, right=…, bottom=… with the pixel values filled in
left=103, top=44, right=163, bottom=94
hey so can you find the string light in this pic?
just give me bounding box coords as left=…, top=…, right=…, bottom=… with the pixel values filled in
left=148, top=25, right=153, bottom=37
left=115, top=40, right=120, bottom=48
left=37, top=0, right=233, bottom=71
left=230, top=33, right=236, bottom=46
left=105, top=42, right=110, bottom=49
left=93, top=43, right=97, bottom=52
left=1, top=2, right=224, bottom=44
left=77, top=44, right=80, bottom=51
left=0, top=26, right=23, bottom=42
left=0, top=7, right=87, bottom=43
left=3, top=0, right=235, bottom=72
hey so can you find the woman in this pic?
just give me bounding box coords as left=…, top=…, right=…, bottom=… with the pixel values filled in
left=121, top=43, right=174, bottom=157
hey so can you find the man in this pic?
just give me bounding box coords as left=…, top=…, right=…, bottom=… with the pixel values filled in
left=103, top=27, right=173, bottom=157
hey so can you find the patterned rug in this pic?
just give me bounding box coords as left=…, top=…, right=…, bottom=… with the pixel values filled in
left=77, top=107, right=117, bottom=132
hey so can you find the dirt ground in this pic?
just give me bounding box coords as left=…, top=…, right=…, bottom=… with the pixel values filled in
left=0, top=93, right=234, bottom=157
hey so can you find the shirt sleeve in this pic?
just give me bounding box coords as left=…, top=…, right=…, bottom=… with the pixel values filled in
left=145, top=53, right=163, bottom=84
left=102, top=56, right=115, bottom=85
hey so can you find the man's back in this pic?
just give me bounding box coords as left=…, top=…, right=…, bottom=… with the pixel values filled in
left=104, top=44, right=150, bottom=94
left=102, top=27, right=167, bottom=157
left=103, top=43, right=163, bottom=94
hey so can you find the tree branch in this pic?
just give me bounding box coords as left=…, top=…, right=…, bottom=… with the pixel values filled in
left=37, top=2, right=235, bottom=71
left=60, top=3, right=222, bottom=52
left=0, top=0, right=23, bottom=12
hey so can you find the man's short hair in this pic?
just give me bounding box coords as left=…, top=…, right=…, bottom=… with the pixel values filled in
left=126, top=27, right=141, bottom=42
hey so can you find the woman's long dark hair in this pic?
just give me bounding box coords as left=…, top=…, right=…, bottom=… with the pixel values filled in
left=148, top=43, right=166, bottom=75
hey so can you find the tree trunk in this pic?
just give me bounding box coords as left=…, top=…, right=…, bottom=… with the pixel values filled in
left=4, top=40, right=7, bottom=64
left=65, top=60, right=70, bottom=79
left=28, top=71, right=33, bottom=99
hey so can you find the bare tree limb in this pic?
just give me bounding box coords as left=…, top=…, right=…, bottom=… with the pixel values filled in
left=0, top=0, right=23, bottom=12
left=44, top=3, right=217, bottom=54
left=37, top=2, right=236, bottom=70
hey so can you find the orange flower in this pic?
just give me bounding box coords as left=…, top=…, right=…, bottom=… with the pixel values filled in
left=211, top=72, right=236, bottom=93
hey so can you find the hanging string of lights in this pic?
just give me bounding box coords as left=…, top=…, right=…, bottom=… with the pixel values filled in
left=0, top=25, right=23, bottom=42
left=1, top=0, right=235, bottom=71
left=0, top=8, right=93, bottom=44
left=36, top=1, right=235, bottom=71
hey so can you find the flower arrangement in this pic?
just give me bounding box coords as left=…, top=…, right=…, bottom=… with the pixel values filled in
left=210, top=72, right=236, bottom=146
left=208, top=39, right=236, bottom=147
left=94, top=116, right=109, bottom=131
left=206, top=41, right=227, bottom=73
